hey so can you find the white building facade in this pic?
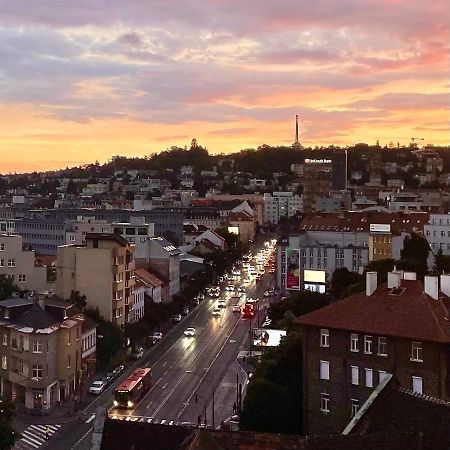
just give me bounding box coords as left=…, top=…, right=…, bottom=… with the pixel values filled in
left=264, top=192, right=303, bottom=225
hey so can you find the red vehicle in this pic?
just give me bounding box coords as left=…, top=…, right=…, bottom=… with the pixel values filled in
left=113, top=367, right=151, bottom=409
left=242, top=299, right=258, bottom=318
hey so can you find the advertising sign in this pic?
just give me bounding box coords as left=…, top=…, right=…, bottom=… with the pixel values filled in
left=286, top=248, right=300, bottom=290
left=370, top=223, right=391, bottom=233
left=227, top=226, right=239, bottom=235
left=252, top=329, right=287, bottom=347
left=304, top=269, right=326, bottom=284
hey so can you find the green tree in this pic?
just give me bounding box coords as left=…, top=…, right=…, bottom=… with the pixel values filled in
left=330, top=268, right=363, bottom=298
left=400, top=233, right=430, bottom=276
left=0, top=275, right=18, bottom=301
left=0, top=399, right=19, bottom=450
left=433, top=249, right=450, bottom=273
left=69, top=290, right=87, bottom=311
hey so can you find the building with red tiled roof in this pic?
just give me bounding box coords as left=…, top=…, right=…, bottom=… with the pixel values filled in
left=297, top=270, right=450, bottom=435
left=135, top=268, right=163, bottom=304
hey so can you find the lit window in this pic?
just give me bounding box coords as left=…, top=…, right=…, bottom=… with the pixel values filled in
left=1, top=355, right=7, bottom=369
left=364, top=336, right=373, bottom=354
left=350, top=333, right=359, bottom=352
left=320, top=393, right=330, bottom=412
left=412, top=376, right=423, bottom=394
left=377, top=337, right=387, bottom=356
left=351, top=399, right=359, bottom=417
left=320, top=329, right=329, bottom=348
left=351, top=366, right=359, bottom=385
left=2, top=333, right=7, bottom=346
left=411, top=342, right=423, bottom=362
left=320, top=360, right=330, bottom=380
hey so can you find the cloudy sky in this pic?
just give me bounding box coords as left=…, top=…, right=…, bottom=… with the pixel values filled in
left=0, top=0, right=448, bottom=172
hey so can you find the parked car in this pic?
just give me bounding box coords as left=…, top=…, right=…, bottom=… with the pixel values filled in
left=105, top=371, right=116, bottom=385
left=173, top=314, right=182, bottom=323
left=131, top=346, right=144, bottom=359
left=150, top=332, right=163, bottom=343
left=182, top=307, right=189, bottom=316
left=184, top=327, right=196, bottom=337
left=89, top=380, right=106, bottom=395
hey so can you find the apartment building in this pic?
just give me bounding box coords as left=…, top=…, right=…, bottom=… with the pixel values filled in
left=264, top=192, right=303, bottom=225
left=424, top=214, right=450, bottom=255
left=0, top=234, right=47, bottom=292
left=135, top=268, right=163, bottom=304
left=0, top=294, right=84, bottom=412
left=57, top=234, right=135, bottom=326
left=131, top=281, right=145, bottom=322
left=298, top=271, right=450, bottom=435
left=65, top=216, right=112, bottom=245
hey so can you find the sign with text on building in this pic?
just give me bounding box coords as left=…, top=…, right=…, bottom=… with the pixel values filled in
left=370, top=223, right=391, bottom=233
left=304, top=158, right=332, bottom=164
left=286, top=248, right=300, bottom=290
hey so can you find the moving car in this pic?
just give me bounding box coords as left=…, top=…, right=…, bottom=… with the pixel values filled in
left=184, top=327, right=196, bottom=337
left=173, top=314, right=182, bottom=323
left=232, top=305, right=241, bottom=313
left=226, top=285, right=234, bottom=291
left=212, top=308, right=221, bottom=317
left=89, top=380, right=107, bottom=395
left=218, top=301, right=226, bottom=308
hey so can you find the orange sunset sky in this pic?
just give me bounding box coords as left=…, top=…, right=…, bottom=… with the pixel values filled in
left=0, top=0, right=449, bottom=173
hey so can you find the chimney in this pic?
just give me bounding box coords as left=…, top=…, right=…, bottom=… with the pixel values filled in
left=440, top=274, right=450, bottom=297
left=403, top=272, right=417, bottom=281
left=388, top=271, right=402, bottom=289
left=424, top=275, right=439, bottom=300
left=366, top=271, right=378, bottom=296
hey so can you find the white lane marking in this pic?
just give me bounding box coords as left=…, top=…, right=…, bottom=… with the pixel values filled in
left=162, top=361, right=167, bottom=367
left=162, top=383, right=168, bottom=389
left=146, top=401, right=153, bottom=409
left=70, top=426, right=93, bottom=450
left=18, top=437, right=40, bottom=449
left=85, top=413, right=96, bottom=424
left=20, top=431, right=43, bottom=446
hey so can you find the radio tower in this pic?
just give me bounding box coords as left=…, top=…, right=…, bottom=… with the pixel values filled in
left=292, top=115, right=303, bottom=149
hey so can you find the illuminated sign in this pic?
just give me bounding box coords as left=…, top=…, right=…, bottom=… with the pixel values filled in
left=304, top=270, right=326, bottom=284
left=285, top=248, right=300, bottom=290
left=304, top=159, right=332, bottom=164
left=227, top=226, right=239, bottom=235
left=252, top=329, right=287, bottom=347
left=370, top=224, right=391, bottom=233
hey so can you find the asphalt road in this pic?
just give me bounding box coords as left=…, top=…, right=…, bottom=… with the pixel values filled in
left=39, top=240, right=274, bottom=450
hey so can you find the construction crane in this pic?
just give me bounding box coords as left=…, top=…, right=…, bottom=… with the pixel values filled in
left=411, top=137, right=424, bottom=147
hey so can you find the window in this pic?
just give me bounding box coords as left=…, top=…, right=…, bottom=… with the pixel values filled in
left=377, top=337, right=387, bottom=356
left=364, top=336, right=373, bottom=354
left=1, top=355, right=6, bottom=369
left=411, top=342, right=423, bottom=362
left=32, top=365, right=43, bottom=379
left=2, top=333, right=7, bottom=346
left=320, top=329, right=329, bottom=348
left=0, top=259, right=3, bottom=267
left=365, top=368, right=373, bottom=387
left=379, top=370, right=388, bottom=383
left=7, top=259, right=15, bottom=267
left=351, top=399, right=359, bottom=417
left=351, top=366, right=359, bottom=385
left=320, top=393, right=330, bottom=412
left=350, top=333, right=359, bottom=352
left=70, top=236, right=75, bottom=241
left=412, top=376, right=423, bottom=394
left=32, top=340, right=42, bottom=353
left=0, top=243, right=4, bottom=251
left=18, top=274, right=26, bottom=283
left=320, top=360, right=330, bottom=380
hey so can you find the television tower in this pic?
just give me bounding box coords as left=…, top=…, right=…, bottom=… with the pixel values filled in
left=292, top=115, right=302, bottom=149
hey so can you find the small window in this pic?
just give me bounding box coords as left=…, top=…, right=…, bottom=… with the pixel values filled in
left=378, top=337, right=387, bottom=356
left=0, top=243, right=5, bottom=251
left=411, top=342, right=423, bottom=362
left=2, top=333, right=7, bottom=346
left=320, top=360, right=330, bottom=380
left=365, top=368, right=373, bottom=387
left=1, top=355, right=7, bottom=370
left=32, top=341, right=43, bottom=353
left=351, top=366, right=359, bottom=385
left=379, top=370, right=388, bottom=383
left=18, top=274, right=26, bottom=283
left=320, top=393, right=330, bottom=412
left=350, top=333, right=359, bottom=352
left=0, top=259, right=4, bottom=267
left=351, top=399, right=359, bottom=418
left=7, top=259, right=15, bottom=267
left=320, top=329, right=329, bottom=348
left=412, top=376, right=423, bottom=394
left=32, top=365, right=43, bottom=379
left=364, top=336, right=373, bottom=354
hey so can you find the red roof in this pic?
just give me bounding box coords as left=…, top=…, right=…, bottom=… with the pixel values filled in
left=135, top=268, right=163, bottom=287
left=298, top=280, right=450, bottom=343
left=35, top=255, right=57, bottom=267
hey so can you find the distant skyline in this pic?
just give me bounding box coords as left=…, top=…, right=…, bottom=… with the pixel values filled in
left=0, top=0, right=449, bottom=172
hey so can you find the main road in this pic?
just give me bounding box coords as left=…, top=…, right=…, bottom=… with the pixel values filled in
left=44, top=241, right=274, bottom=450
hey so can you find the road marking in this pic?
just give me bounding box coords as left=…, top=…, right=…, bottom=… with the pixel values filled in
left=70, top=427, right=93, bottom=450
left=85, top=413, right=96, bottom=424
left=146, top=401, right=153, bottom=409
left=162, top=361, right=167, bottom=367
left=19, top=437, right=40, bottom=449
left=21, top=431, right=43, bottom=446
left=162, top=383, right=168, bottom=389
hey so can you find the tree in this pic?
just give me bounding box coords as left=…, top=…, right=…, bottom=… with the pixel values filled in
left=433, top=249, right=450, bottom=273
left=0, top=399, right=19, bottom=450
left=330, top=268, right=363, bottom=298
left=69, top=290, right=87, bottom=311
left=0, top=275, right=18, bottom=301
left=400, top=233, right=430, bottom=276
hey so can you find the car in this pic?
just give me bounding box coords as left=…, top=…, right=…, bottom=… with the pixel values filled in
left=151, top=332, right=163, bottom=341
left=173, top=314, right=182, bottom=323
left=218, top=301, right=226, bottom=308
left=264, top=290, right=269, bottom=297
left=238, top=286, right=245, bottom=293
left=256, top=275, right=261, bottom=281
left=219, top=276, right=224, bottom=282
left=184, top=327, right=196, bottom=337
left=212, top=308, right=221, bottom=317
left=89, top=380, right=106, bottom=395
left=232, top=305, right=241, bottom=313
left=232, top=270, right=241, bottom=276
left=243, top=278, right=251, bottom=284
left=105, top=371, right=116, bottom=385
left=131, top=346, right=144, bottom=359
left=197, top=293, right=205, bottom=301
left=213, top=291, right=220, bottom=298
left=226, top=285, right=234, bottom=291
left=182, top=307, right=189, bottom=316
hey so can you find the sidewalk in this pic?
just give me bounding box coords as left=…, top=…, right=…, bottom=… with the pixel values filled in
left=15, top=400, right=81, bottom=425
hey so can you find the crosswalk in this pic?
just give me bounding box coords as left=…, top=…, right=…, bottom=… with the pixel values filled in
left=13, top=424, right=61, bottom=450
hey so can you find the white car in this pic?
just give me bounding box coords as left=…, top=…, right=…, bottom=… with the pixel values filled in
left=264, top=290, right=270, bottom=297
left=212, top=308, right=221, bottom=317
left=89, top=380, right=106, bottom=395
left=226, top=285, right=234, bottom=291
left=232, top=270, right=241, bottom=276
left=243, top=278, right=251, bottom=284
left=218, top=301, right=226, bottom=308
left=232, top=305, right=241, bottom=313
left=184, top=327, right=196, bottom=337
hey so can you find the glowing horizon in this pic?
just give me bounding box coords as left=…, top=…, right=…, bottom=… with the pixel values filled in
left=0, top=0, right=448, bottom=173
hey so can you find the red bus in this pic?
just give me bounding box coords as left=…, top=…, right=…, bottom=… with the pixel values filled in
left=113, top=367, right=151, bottom=409
left=242, top=300, right=257, bottom=318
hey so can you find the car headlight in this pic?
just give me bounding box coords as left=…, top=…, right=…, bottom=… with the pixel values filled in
left=113, top=400, right=118, bottom=406
left=127, top=400, right=133, bottom=407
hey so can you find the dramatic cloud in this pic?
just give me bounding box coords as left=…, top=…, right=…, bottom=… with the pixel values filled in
left=0, top=0, right=448, bottom=171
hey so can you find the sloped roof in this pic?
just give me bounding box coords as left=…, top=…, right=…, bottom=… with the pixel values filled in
left=151, top=237, right=182, bottom=255
left=135, top=268, right=163, bottom=287
left=228, top=211, right=253, bottom=222
left=15, top=303, right=58, bottom=329
left=298, top=280, right=450, bottom=343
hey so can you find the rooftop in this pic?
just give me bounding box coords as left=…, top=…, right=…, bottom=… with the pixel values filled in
left=135, top=268, right=164, bottom=287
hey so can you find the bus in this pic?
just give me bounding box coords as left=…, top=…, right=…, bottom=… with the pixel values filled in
left=242, top=299, right=258, bottom=318
left=113, top=367, right=152, bottom=409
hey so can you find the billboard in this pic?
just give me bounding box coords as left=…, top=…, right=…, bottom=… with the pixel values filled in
left=227, top=226, right=239, bottom=235
left=370, top=224, right=391, bottom=233
left=285, top=248, right=300, bottom=290
left=252, top=328, right=287, bottom=347
left=304, top=270, right=326, bottom=284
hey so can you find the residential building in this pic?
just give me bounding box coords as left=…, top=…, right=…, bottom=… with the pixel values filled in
left=264, top=192, right=303, bottom=225
left=184, top=208, right=221, bottom=230
left=56, top=234, right=135, bottom=326
left=297, top=271, right=450, bottom=434
left=66, top=216, right=113, bottom=245
left=0, top=294, right=84, bottom=412
left=192, top=229, right=225, bottom=251
left=0, top=234, right=47, bottom=292
left=425, top=213, right=450, bottom=268
left=135, top=268, right=163, bottom=304
left=131, top=281, right=145, bottom=322
left=112, top=216, right=155, bottom=259
left=228, top=211, right=256, bottom=244
left=81, top=316, right=97, bottom=380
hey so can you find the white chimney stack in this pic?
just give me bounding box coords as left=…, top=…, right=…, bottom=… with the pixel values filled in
left=388, top=271, right=402, bottom=289
left=424, top=275, right=439, bottom=300
left=366, top=272, right=378, bottom=296
left=440, top=274, right=450, bottom=297
left=403, top=272, right=417, bottom=281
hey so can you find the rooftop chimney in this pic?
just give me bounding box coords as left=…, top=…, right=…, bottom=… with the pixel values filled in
left=440, top=274, right=450, bottom=297
left=403, top=272, right=417, bottom=281
left=388, top=271, right=402, bottom=289
left=366, top=271, right=378, bottom=296
left=424, top=275, right=439, bottom=300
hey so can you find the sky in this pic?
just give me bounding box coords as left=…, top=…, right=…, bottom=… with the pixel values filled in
left=0, top=0, right=449, bottom=173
